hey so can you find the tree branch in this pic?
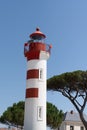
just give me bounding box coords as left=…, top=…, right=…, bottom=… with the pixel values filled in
left=81, top=92, right=87, bottom=112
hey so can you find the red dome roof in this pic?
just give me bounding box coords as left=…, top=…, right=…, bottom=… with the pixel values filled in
left=30, top=28, right=46, bottom=39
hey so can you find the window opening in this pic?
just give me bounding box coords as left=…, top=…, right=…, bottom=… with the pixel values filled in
left=70, top=126, right=74, bottom=130
left=39, top=68, right=43, bottom=80
left=37, top=106, right=43, bottom=121
left=80, top=126, right=84, bottom=130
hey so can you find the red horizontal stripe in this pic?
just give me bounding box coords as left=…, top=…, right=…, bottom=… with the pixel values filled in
left=26, top=88, right=38, bottom=98
left=27, top=69, right=39, bottom=79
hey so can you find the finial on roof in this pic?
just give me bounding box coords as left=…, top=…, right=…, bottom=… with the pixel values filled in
left=36, top=27, right=40, bottom=31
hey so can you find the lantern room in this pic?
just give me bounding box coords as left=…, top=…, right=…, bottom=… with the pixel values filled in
left=30, top=27, right=46, bottom=42
left=24, top=28, right=52, bottom=58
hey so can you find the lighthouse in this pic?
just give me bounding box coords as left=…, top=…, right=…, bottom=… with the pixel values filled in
left=24, top=28, right=51, bottom=130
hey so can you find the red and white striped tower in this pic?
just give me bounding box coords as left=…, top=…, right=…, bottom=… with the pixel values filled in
left=24, top=28, right=52, bottom=130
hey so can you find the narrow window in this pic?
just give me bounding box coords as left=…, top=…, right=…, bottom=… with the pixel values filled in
left=39, top=68, right=43, bottom=80
left=70, top=126, right=74, bottom=130
left=37, top=106, right=43, bottom=121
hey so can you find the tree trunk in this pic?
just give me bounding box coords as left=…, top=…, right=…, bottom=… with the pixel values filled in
left=79, top=112, right=87, bottom=130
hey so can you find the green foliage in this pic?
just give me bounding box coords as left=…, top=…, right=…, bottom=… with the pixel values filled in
left=0, top=101, right=24, bottom=127
left=47, top=102, right=64, bottom=129
left=47, top=70, right=87, bottom=92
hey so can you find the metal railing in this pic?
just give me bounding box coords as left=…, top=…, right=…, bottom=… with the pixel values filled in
left=24, top=42, right=52, bottom=57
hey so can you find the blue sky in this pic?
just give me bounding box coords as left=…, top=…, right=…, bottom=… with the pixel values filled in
left=0, top=0, right=87, bottom=127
